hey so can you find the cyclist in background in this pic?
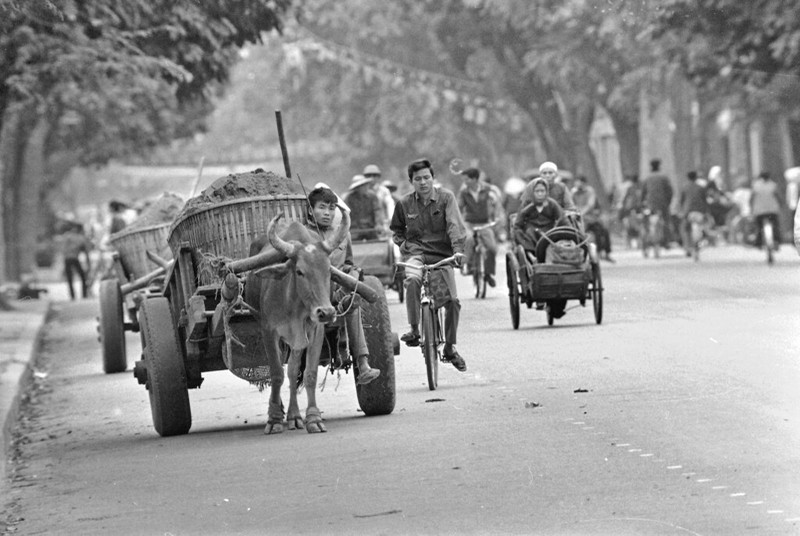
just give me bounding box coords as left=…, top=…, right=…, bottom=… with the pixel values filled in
left=457, top=167, right=499, bottom=287
left=750, top=171, right=783, bottom=250
left=679, top=171, right=711, bottom=256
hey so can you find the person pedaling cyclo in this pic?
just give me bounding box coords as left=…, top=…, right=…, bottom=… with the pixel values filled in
left=390, top=158, right=468, bottom=372
left=679, top=171, right=711, bottom=256
left=456, top=167, right=499, bottom=287
left=305, top=186, right=381, bottom=385
left=341, top=174, right=386, bottom=240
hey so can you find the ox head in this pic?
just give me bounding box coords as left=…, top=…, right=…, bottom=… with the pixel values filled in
left=256, top=210, right=350, bottom=324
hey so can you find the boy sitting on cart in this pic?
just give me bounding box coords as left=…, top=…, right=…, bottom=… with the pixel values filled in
left=305, top=186, right=381, bottom=385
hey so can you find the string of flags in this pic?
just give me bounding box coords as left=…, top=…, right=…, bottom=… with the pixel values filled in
left=283, top=27, right=525, bottom=130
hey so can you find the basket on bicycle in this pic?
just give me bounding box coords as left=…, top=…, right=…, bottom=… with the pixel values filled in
left=167, top=195, right=309, bottom=281
left=109, top=223, right=173, bottom=280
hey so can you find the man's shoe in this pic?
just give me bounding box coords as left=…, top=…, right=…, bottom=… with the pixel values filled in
left=485, top=274, right=496, bottom=287
left=400, top=330, right=420, bottom=347
left=535, top=302, right=545, bottom=311
left=443, top=348, right=467, bottom=372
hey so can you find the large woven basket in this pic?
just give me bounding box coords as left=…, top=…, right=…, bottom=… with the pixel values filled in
left=109, top=223, right=173, bottom=280
left=168, top=195, right=309, bottom=262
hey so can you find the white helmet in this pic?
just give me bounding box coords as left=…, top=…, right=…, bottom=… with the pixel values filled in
left=503, top=177, right=526, bottom=196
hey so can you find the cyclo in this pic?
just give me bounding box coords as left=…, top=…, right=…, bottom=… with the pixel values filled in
left=349, top=227, right=405, bottom=302
left=505, top=213, right=603, bottom=329
left=396, top=255, right=459, bottom=391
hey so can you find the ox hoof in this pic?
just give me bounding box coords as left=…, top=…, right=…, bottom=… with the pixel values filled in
left=264, top=421, right=284, bottom=435
left=305, top=408, right=326, bottom=434
left=287, top=415, right=305, bottom=430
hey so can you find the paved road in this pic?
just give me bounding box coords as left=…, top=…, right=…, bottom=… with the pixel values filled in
left=3, top=245, right=799, bottom=535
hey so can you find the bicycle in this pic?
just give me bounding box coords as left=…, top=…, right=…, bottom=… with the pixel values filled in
left=468, top=221, right=497, bottom=299
left=686, top=211, right=706, bottom=262
left=639, top=208, right=664, bottom=259
left=396, top=255, right=458, bottom=390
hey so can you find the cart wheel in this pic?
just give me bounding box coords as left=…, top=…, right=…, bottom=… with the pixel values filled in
left=591, top=262, right=603, bottom=324
left=140, top=297, right=191, bottom=436
left=421, top=305, right=438, bottom=391
left=99, top=279, right=127, bottom=374
left=355, top=276, right=396, bottom=415
left=505, top=253, right=520, bottom=330
left=546, top=304, right=554, bottom=326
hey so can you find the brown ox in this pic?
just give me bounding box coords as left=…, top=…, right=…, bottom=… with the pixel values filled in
left=244, top=211, right=350, bottom=434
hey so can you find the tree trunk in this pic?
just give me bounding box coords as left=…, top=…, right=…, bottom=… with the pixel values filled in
left=13, top=109, right=48, bottom=280
left=0, top=103, right=31, bottom=281
left=607, top=110, right=640, bottom=179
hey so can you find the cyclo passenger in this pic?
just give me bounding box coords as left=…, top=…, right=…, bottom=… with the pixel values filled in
left=342, top=174, right=386, bottom=240
left=457, top=167, right=499, bottom=287
left=390, top=158, right=468, bottom=372
left=305, top=186, right=381, bottom=385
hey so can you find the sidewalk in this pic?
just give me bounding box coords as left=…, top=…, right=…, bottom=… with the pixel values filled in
left=1, top=280, right=71, bottom=485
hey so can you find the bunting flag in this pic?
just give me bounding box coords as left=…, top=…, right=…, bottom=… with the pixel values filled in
left=284, top=27, right=524, bottom=130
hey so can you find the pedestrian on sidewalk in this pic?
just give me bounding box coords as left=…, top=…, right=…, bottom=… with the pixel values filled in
left=56, top=222, right=92, bottom=300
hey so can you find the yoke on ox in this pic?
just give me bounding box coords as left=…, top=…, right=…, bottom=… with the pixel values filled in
left=134, top=194, right=397, bottom=438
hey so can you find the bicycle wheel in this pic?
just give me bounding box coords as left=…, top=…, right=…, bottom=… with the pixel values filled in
left=763, top=222, right=774, bottom=265
left=591, top=261, right=603, bottom=324
left=505, top=253, right=520, bottom=330
left=473, top=249, right=486, bottom=299
left=421, top=305, right=438, bottom=390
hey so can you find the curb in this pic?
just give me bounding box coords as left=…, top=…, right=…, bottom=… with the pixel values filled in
left=1, top=300, right=52, bottom=492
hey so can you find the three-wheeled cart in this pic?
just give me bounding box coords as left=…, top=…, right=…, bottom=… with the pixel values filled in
left=505, top=225, right=603, bottom=329
left=97, top=223, right=173, bottom=373
left=132, top=195, right=398, bottom=437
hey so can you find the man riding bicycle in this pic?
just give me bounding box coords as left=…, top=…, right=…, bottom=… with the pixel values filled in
left=390, top=158, right=468, bottom=372
left=457, top=167, right=499, bottom=287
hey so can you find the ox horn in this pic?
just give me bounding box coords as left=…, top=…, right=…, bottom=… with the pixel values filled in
left=320, top=209, right=350, bottom=254
left=267, top=214, right=297, bottom=258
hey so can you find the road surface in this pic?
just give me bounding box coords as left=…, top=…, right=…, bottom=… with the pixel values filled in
left=3, top=245, right=799, bottom=535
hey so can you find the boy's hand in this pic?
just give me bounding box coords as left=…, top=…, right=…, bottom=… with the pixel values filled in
left=453, top=252, right=465, bottom=267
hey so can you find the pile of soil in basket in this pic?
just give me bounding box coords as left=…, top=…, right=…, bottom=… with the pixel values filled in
left=126, top=192, right=185, bottom=231
left=177, top=168, right=302, bottom=219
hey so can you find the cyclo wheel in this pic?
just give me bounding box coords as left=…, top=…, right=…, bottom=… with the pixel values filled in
left=505, top=253, right=520, bottom=330
left=421, top=304, right=439, bottom=391
left=591, top=261, right=603, bottom=324
left=99, top=278, right=127, bottom=373
left=140, top=297, right=191, bottom=436
left=355, top=276, right=396, bottom=415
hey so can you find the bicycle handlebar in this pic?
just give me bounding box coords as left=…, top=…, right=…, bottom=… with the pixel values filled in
left=471, top=221, right=497, bottom=232
left=396, top=254, right=459, bottom=271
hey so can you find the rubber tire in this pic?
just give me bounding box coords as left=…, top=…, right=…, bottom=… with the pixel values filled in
left=99, top=279, right=127, bottom=373
left=592, top=262, right=603, bottom=325
left=140, top=297, right=191, bottom=436
left=421, top=305, right=438, bottom=391
left=506, top=254, right=520, bottom=330
left=355, top=276, right=396, bottom=416
left=546, top=305, right=554, bottom=326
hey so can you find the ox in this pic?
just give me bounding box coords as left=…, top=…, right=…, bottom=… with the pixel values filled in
left=244, top=211, right=350, bottom=434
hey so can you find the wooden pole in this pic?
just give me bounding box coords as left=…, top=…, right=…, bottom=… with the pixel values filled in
left=275, top=110, right=292, bottom=179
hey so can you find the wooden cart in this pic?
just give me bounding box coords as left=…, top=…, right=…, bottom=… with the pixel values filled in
left=97, top=223, right=173, bottom=374
left=132, top=195, right=398, bottom=437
